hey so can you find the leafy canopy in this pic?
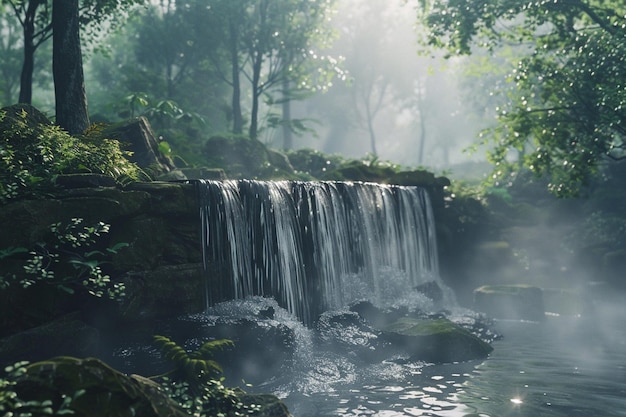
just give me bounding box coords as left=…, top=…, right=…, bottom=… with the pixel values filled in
left=418, top=0, right=626, bottom=196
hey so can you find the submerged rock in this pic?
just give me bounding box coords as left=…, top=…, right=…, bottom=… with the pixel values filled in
left=473, top=284, right=545, bottom=321
left=379, top=318, right=493, bottom=363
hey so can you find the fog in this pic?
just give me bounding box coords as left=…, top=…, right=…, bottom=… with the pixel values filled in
left=280, top=0, right=490, bottom=172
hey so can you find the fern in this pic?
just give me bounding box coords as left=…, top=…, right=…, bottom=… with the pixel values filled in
left=153, top=335, right=234, bottom=386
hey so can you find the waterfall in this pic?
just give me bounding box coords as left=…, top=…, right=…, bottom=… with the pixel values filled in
left=197, top=180, right=441, bottom=324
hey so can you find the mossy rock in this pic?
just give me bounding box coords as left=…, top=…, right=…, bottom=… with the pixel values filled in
left=203, top=135, right=295, bottom=179
left=0, top=104, right=52, bottom=129
left=387, top=170, right=450, bottom=187
left=12, top=356, right=292, bottom=417
left=379, top=318, right=493, bottom=363
left=321, top=160, right=396, bottom=182
left=0, top=314, right=99, bottom=366
left=14, top=356, right=188, bottom=417
left=473, top=284, right=545, bottom=321
left=118, top=263, right=205, bottom=321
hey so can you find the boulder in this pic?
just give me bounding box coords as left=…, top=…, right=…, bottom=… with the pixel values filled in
left=415, top=281, right=444, bottom=302
left=119, top=263, right=205, bottom=321
left=349, top=300, right=409, bottom=328
left=0, top=314, right=100, bottom=367
left=316, top=310, right=388, bottom=362
left=379, top=317, right=493, bottom=363
left=103, top=117, right=176, bottom=177
left=203, top=135, right=295, bottom=179
left=473, top=284, right=545, bottom=321
left=11, top=357, right=186, bottom=417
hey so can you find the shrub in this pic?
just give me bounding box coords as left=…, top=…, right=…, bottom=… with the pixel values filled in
left=0, top=105, right=141, bottom=204
left=0, top=218, right=127, bottom=301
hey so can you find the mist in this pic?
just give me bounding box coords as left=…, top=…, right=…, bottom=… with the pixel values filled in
left=280, top=0, right=489, bottom=172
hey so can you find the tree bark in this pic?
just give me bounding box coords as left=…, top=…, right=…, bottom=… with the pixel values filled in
left=52, top=0, right=89, bottom=135
left=17, top=0, right=41, bottom=104
left=229, top=19, right=243, bottom=135
left=281, top=79, right=293, bottom=150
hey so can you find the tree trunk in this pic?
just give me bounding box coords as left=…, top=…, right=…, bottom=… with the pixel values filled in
left=249, top=52, right=262, bottom=140
left=52, top=0, right=89, bottom=135
left=229, top=19, right=243, bottom=135
left=281, top=79, right=293, bottom=150
left=18, top=1, right=40, bottom=104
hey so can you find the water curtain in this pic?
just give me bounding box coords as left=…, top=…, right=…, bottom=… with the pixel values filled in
left=197, top=180, right=440, bottom=324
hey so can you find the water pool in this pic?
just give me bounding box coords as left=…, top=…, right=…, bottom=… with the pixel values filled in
left=266, top=304, right=626, bottom=417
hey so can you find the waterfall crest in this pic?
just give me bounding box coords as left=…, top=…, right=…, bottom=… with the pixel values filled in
left=198, top=180, right=442, bottom=324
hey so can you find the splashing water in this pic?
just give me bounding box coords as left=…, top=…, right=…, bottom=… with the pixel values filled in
left=197, top=180, right=444, bottom=324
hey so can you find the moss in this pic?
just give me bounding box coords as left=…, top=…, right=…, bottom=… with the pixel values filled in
left=380, top=318, right=493, bottom=363
left=384, top=317, right=471, bottom=337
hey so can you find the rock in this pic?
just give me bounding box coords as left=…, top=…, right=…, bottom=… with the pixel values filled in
left=1, top=103, right=52, bottom=126
left=13, top=356, right=190, bottom=417
left=473, top=284, right=545, bottom=321
left=53, top=173, right=118, bottom=188
left=203, top=135, right=295, bottom=179
left=379, top=317, right=493, bottom=363
left=178, top=167, right=227, bottom=180
left=415, top=281, right=444, bottom=302
left=316, top=310, right=387, bottom=361
left=0, top=313, right=100, bottom=367
left=349, top=300, right=408, bottom=327
left=12, top=356, right=292, bottom=417
left=119, top=264, right=206, bottom=321
left=103, top=117, right=176, bottom=177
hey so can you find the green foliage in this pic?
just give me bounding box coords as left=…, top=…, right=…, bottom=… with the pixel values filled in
left=0, top=106, right=141, bottom=203
left=152, top=335, right=260, bottom=416
left=0, top=361, right=82, bottom=417
left=419, top=0, right=626, bottom=197
left=153, top=335, right=235, bottom=386
left=0, top=218, right=127, bottom=300
left=159, top=377, right=260, bottom=417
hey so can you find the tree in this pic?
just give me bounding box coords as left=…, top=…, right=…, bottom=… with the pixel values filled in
left=204, top=0, right=338, bottom=141
left=4, top=0, right=143, bottom=106
left=418, top=0, right=626, bottom=196
left=0, top=5, right=23, bottom=105
left=52, top=0, right=88, bottom=134
left=2, top=0, right=52, bottom=104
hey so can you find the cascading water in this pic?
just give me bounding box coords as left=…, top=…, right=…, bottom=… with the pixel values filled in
left=197, top=179, right=444, bottom=324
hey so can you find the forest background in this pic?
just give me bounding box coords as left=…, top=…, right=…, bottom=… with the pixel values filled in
left=1, top=0, right=626, bottom=293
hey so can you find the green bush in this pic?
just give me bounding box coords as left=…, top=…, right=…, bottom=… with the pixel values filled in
left=0, top=105, right=141, bottom=203
left=0, top=218, right=127, bottom=301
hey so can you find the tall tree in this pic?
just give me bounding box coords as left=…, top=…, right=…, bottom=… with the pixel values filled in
left=204, top=0, right=338, bottom=140
left=52, top=0, right=88, bottom=134
left=3, top=0, right=51, bottom=104
left=418, top=0, right=626, bottom=196
left=4, top=0, right=143, bottom=105
left=0, top=5, right=23, bottom=105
